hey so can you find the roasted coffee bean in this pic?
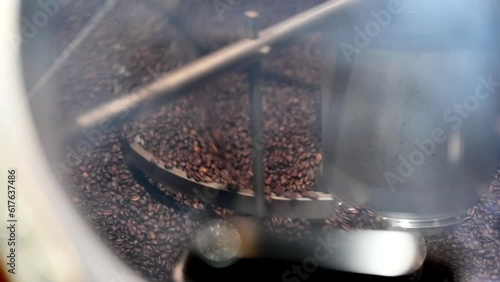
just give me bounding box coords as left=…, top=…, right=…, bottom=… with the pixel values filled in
left=103, top=210, right=113, bottom=216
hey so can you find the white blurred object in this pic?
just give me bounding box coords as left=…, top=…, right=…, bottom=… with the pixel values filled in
left=0, top=1, right=144, bottom=281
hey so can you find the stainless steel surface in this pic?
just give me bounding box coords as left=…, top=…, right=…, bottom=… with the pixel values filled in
left=244, top=11, right=259, bottom=40
left=320, top=0, right=499, bottom=227
left=245, top=10, right=266, bottom=218
left=307, top=230, right=425, bottom=276
left=71, top=0, right=360, bottom=136
left=182, top=226, right=426, bottom=278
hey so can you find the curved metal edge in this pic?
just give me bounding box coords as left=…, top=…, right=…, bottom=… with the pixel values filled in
left=383, top=213, right=465, bottom=233
left=120, top=135, right=337, bottom=218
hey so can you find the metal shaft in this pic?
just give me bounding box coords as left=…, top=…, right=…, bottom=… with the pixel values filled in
left=70, top=0, right=359, bottom=137
left=245, top=11, right=265, bottom=217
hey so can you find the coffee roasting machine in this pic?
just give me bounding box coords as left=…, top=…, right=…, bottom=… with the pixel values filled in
left=1, top=0, right=499, bottom=281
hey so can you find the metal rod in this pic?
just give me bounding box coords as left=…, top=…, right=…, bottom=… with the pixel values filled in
left=249, top=64, right=265, bottom=217
left=245, top=11, right=265, bottom=217
left=71, top=0, right=359, bottom=136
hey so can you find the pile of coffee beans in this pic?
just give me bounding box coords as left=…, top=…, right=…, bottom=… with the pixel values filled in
left=125, top=70, right=322, bottom=196
left=46, top=0, right=500, bottom=281
left=54, top=1, right=204, bottom=281
left=425, top=182, right=500, bottom=282
left=69, top=135, right=201, bottom=281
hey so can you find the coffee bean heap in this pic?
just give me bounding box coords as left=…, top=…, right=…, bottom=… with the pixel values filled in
left=426, top=180, right=500, bottom=282
left=69, top=134, right=204, bottom=281
left=264, top=217, right=314, bottom=242
left=126, top=71, right=322, bottom=196
left=54, top=1, right=207, bottom=281
left=323, top=205, right=389, bottom=231
left=48, top=0, right=500, bottom=281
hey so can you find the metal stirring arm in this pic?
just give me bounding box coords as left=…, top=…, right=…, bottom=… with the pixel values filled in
left=180, top=222, right=426, bottom=281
